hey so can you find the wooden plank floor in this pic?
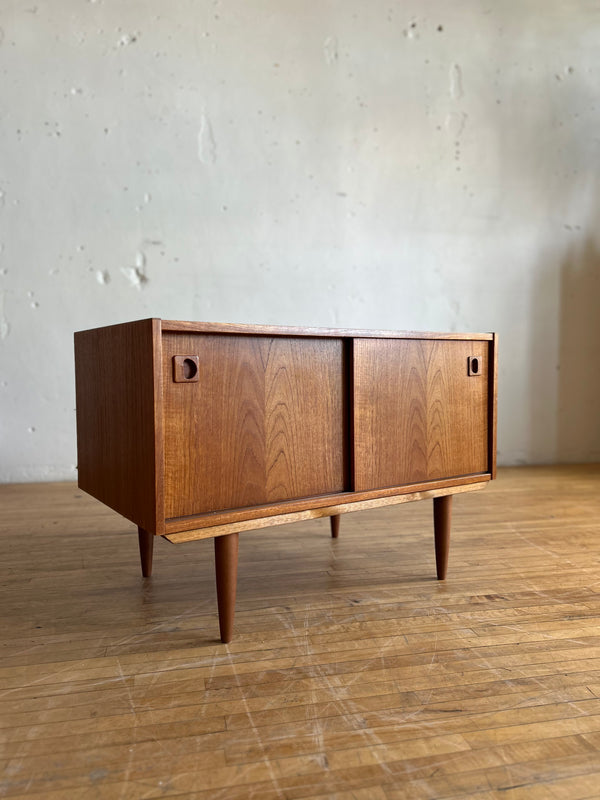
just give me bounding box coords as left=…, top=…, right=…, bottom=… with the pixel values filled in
left=2, top=465, right=600, bottom=799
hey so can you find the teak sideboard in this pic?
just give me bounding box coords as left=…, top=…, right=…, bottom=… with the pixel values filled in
left=74, top=319, right=498, bottom=642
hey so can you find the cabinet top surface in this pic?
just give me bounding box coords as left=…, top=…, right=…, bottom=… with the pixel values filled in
left=76, top=318, right=495, bottom=341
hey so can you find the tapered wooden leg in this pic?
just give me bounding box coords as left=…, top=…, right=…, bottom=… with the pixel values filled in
left=214, top=532, right=239, bottom=644
left=330, top=514, right=340, bottom=538
left=137, top=527, right=154, bottom=577
left=433, top=495, right=452, bottom=580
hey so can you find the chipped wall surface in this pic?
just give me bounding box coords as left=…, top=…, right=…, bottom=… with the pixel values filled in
left=1, top=0, right=600, bottom=481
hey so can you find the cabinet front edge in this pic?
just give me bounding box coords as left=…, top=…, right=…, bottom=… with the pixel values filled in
left=160, top=319, right=495, bottom=340
left=164, top=482, right=489, bottom=543
left=164, top=474, right=492, bottom=534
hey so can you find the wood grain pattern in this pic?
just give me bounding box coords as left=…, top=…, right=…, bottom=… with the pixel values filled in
left=164, top=481, right=487, bottom=543
left=74, top=319, right=164, bottom=534
left=353, top=338, right=489, bottom=491
left=162, top=333, right=346, bottom=518
left=137, top=527, right=154, bottom=577
left=214, top=533, right=239, bottom=643
left=433, top=494, right=452, bottom=579
left=160, top=318, right=495, bottom=340
left=74, top=321, right=495, bottom=538
left=330, top=514, right=340, bottom=538
left=164, top=474, right=490, bottom=535
left=3, top=466, right=600, bottom=799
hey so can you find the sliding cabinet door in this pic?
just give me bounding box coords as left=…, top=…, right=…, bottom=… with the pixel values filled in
left=162, top=334, right=346, bottom=518
left=353, top=338, right=489, bottom=491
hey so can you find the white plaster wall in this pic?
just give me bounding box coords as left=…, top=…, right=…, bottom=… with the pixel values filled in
left=1, top=0, right=599, bottom=481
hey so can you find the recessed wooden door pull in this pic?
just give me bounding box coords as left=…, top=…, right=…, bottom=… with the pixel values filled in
left=173, top=355, right=199, bottom=382
left=468, top=356, right=481, bottom=376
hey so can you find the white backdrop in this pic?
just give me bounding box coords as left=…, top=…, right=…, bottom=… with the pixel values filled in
left=1, top=0, right=599, bottom=481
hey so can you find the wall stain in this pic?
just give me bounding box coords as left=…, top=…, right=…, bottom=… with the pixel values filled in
left=450, top=63, right=463, bottom=100
left=121, top=267, right=148, bottom=289
left=0, top=290, right=8, bottom=339
left=555, top=66, right=575, bottom=82
left=118, top=33, right=138, bottom=47
left=403, top=20, right=419, bottom=40
left=324, top=36, right=338, bottom=65
left=0, top=291, right=10, bottom=340
left=445, top=111, right=468, bottom=138
left=198, top=113, right=217, bottom=164
left=120, top=249, right=150, bottom=289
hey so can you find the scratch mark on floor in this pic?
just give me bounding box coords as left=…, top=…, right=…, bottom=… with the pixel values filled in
left=221, top=645, right=286, bottom=799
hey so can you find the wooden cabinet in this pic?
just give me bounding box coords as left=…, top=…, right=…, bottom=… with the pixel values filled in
left=75, top=319, right=497, bottom=642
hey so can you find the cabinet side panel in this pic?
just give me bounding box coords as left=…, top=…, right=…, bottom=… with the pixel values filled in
left=162, top=334, right=346, bottom=517
left=74, top=320, right=158, bottom=532
left=488, top=333, right=498, bottom=479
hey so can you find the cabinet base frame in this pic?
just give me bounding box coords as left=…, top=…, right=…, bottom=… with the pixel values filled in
left=148, top=483, right=486, bottom=643
left=162, top=481, right=486, bottom=543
